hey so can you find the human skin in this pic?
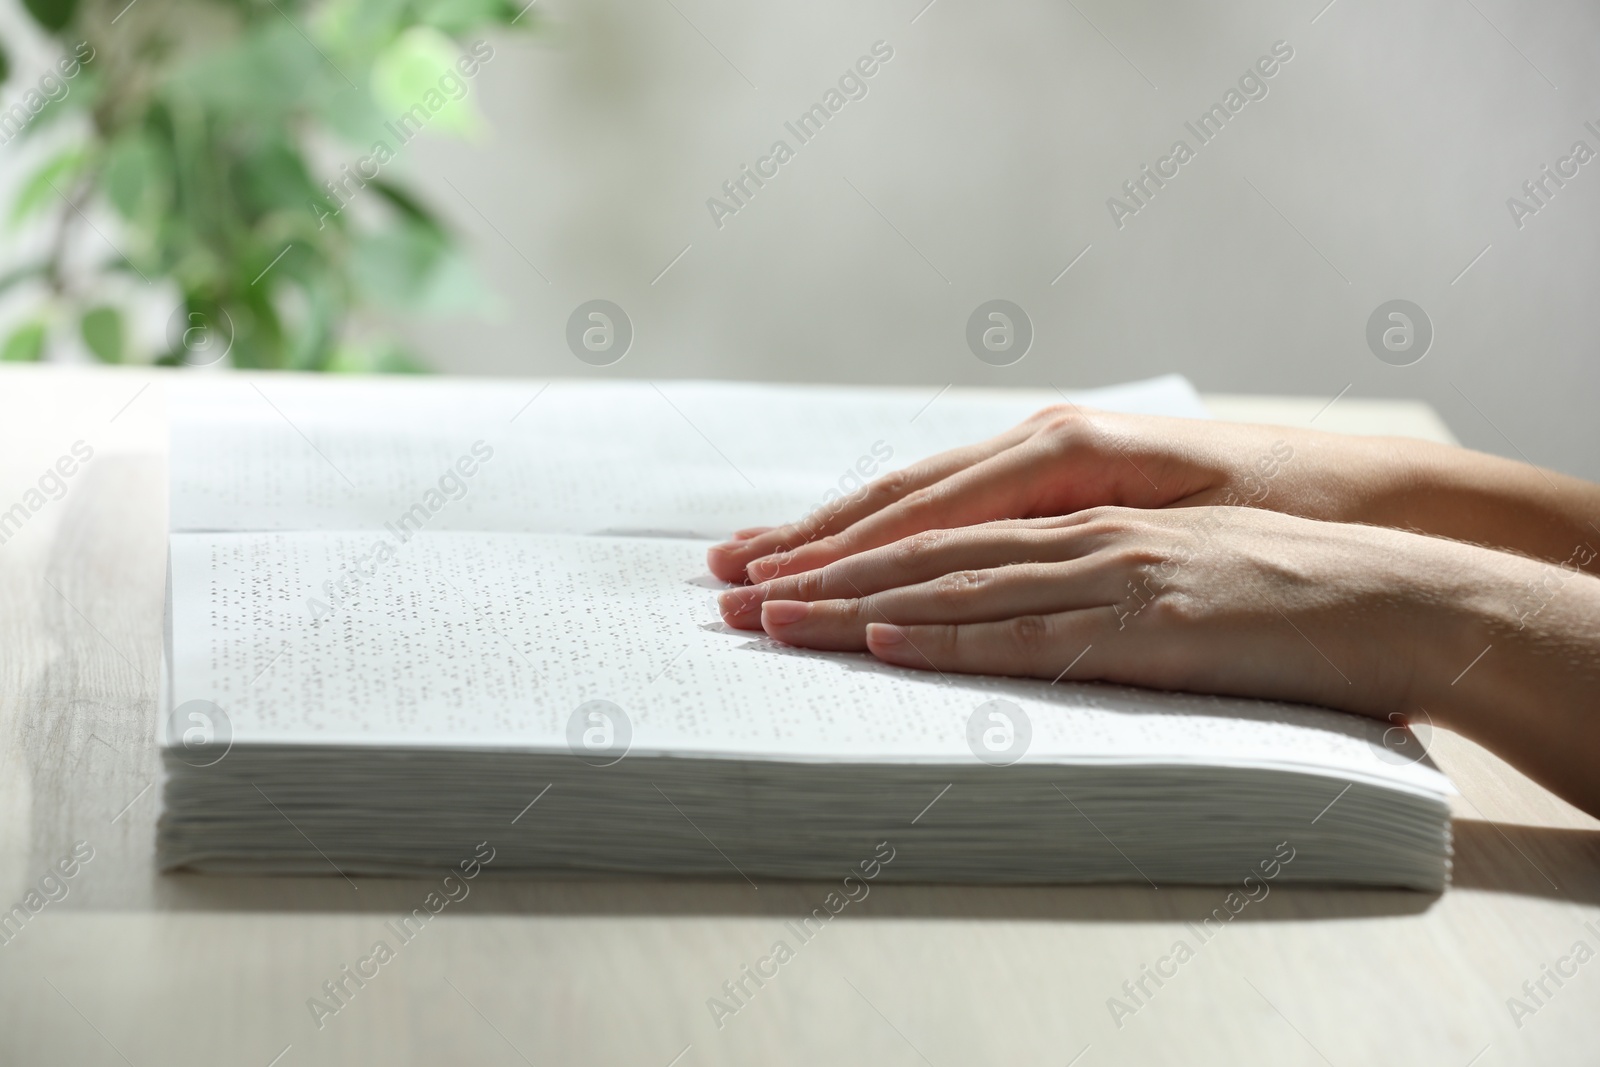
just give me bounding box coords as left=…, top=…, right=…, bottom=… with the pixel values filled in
left=706, top=408, right=1600, bottom=817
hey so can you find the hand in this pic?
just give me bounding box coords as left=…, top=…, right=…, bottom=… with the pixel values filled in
left=720, top=504, right=1600, bottom=816
left=718, top=505, right=1455, bottom=720
left=705, top=410, right=1600, bottom=815
left=706, top=406, right=1417, bottom=586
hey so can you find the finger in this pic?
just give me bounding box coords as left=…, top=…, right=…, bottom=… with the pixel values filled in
left=717, top=522, right=1102, bottom=631
left=743, top=432, right=1083, bottom=582
left=757, top=559, right=1125, bottom=650
left=705, top=422, right=1039, bottom=583
left=706, top=527, right=774, bottom=578
left=864, top=612, right=1112, bottom=680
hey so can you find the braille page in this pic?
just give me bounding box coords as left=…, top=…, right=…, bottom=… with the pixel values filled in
left=166, top=529, right=1451, bottom=799
left=167, top=375, right=1209, bottom=535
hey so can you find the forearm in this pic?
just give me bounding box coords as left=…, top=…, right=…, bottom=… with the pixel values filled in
left=1349, top=437, right=1600, bottom=571
left=1117, top=416, right=1600, bottom=570
left=1406, top=541, right=1600, bottom=816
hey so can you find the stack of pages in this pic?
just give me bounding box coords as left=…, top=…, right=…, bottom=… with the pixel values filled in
left=159, top=375, right=1453, bottom=889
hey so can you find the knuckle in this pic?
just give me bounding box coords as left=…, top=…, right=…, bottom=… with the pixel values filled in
left=1114, top=544, right=1169, bottom=573
left=908, top=622, right=959, bottom=658
left=1038, top=406, right=1110, bottom=447
left=895, top=485, right=938, bottom=520
left=791, top=569, right=828, bottom=601
left=1006, top=614, right=1054, bottom=652
left=932, top=569, right=987, bottom=601
left=1030, top=403, right=1080, bottom=431
left=1146, top=591, right=1197, bottom=627
left=1040, top=413, right=1079, bottom=436
left=808, top=533, right=842, bottom=557
left=893, top=529, right=945, bottom=569
left=1079, top=504, right=1134, bottom=536
left=867, top=469, right=913, bottom=505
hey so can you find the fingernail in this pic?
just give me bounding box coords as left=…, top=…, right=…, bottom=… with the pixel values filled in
left=718, top=587, right=764, bottom=617
left=761, top=600, right=811, bottom=626
left=732, top=527, right=766, bottom=540
left=748, top=557, right=782, bottom=582
left=866, top=623, right=905, bottom=647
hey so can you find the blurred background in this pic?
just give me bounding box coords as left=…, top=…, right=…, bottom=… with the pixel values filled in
left=2, top=0, right=1598, bottom=476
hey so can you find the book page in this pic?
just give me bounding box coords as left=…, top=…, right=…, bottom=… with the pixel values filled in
left=168, top=375, right=1209, bottom=536
left=166, top=529, right=1451, bottom=798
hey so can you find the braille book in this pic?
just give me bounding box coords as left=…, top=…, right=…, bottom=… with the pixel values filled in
left=158, top=374, right=1453, bottom=889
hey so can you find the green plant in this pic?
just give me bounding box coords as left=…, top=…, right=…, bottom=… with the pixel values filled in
left=0, top=0, right=534, bottom=369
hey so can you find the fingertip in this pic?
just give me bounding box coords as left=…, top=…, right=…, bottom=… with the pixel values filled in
left=865, top=622, right=905, bottom=647
left=866, top=623, right=926, bottom=667
left=760, top=600, right=812, bottom=628
left=718, top=587, right=767, bottom=629
left=705, top=545, right=748, bottom=584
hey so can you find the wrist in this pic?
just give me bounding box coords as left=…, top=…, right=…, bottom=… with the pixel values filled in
left=1392, top=539, right=1515, bottom=730
left=1407, top=542, right=1600, bottom=812
left=1401, top=538, right=1582, bottom=735
left=1212, top=427, right=1434, bottom=528
left=1326, top=435, right=1456, bottom=530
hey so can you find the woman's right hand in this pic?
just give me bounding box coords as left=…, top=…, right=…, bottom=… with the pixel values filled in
left=707, top=405, right=1419, bottom=585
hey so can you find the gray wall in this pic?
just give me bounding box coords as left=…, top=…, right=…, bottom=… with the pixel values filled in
left=408, top=0, right=1592, bottom=478
left=0, top=0, right=1574, bottom=476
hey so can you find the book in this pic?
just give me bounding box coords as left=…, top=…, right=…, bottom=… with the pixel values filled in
left=158, top=375, right=1453, bottom=889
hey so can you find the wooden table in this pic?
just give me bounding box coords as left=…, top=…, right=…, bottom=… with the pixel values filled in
left=1, top=366, right=1595, bottom=1066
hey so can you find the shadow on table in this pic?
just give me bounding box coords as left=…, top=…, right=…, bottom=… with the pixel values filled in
left=151, top=872, right=1440, bottom=922
left=135, top=820, right=1600, bottom=920
left=1447, top=820, right=1600, bottom=901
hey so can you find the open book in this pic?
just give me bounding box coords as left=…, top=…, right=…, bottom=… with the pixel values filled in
left=159, top=375, right=1453, bottom=889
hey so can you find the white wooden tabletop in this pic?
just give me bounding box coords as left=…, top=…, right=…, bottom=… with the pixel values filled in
left=0, top=366, right=1595, bottom=1067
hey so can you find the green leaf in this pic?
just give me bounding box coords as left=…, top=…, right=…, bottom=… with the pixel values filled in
left=325, top=339, right=430, bottom=373
left=104, top=132, right=168, bottom=220
left=311, top=70, right=393, bottom=145
left=416, top=0, right=523, bottom=35
left=371, top=26, right=483, bottom=139
left=367, top=177, right=445, bottom=236
left=164, top=23, right=328, bottom=129
left=280, top=268, right=339, bottom=370
left=315, top=0, right=411, bottom=61
left=80, top=305, right=123, bottom=363
left=350, top=224, right=446, bottom=307
left=225, top=291, right=286, bottom=369
left=2, top=321, right=47, bottom=362
left=350, top=222, right=484, bottom=312
left=22, top=0, right=77, bottom=32
left=0, top=39, right=11, bottom=85
left=10, top=147, right=87, bottom=228
left=236, top=139, right=320, bottom=214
